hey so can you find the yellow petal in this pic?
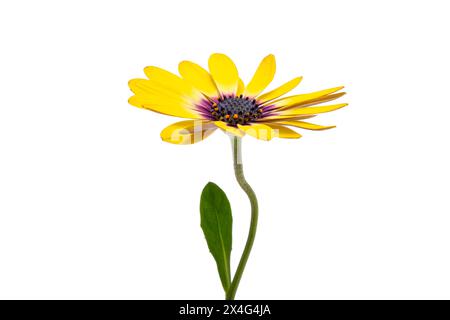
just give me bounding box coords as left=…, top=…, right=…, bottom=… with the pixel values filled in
left=277, top=120, right=336, bottom=130
left=270, top=86, right=345, bottom=108
left=257, top=77, right=303, bottom=103
left=244, top=54, right=276, bottom=97
left=128, top=79, right=202, bottom=119
left=293, top=92, right=346, bottom=108
left=141, top=67, right=203, bottom=113
left=278, top=92, right=347, bottom=111
left=264, top=123, right=302, bottom=139
left=238, top=123, right=301, bottom=140
left=236, top=78, right=245, bottom=96
left=160, top=120, right=217, bottom=145
left=274, top=103, right=348, bottom=117
left=256, top=114, right=316, bottom=122
left=214, top=121, right=245, bottom=137
left=237, top=123, right=275, bottom=141
left=208, top=53, right=239, bottom=96
left=178, top=61, right=220, bottom=98
left=129, top=78, right=191, bottom=103
left=144, top=66, right=202, bottom=101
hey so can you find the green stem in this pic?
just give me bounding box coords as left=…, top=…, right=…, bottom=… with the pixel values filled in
left=226, top=136, right=259, bottom=300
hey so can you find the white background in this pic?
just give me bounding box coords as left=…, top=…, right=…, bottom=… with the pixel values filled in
left=1, top=0, right=449, bottom=300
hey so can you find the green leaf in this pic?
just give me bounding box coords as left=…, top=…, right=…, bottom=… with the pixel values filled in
left=200, top=182, right=233, bottom=292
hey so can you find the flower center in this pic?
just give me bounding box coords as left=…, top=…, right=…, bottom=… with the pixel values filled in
left=210, top=96, right=262, bottom=125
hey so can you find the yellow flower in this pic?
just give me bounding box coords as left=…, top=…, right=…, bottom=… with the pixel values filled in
left=128, top=54, right=347, bottom=144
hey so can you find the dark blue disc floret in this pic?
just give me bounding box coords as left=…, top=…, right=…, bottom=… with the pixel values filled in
left=210, top=95, right=263, bottom=126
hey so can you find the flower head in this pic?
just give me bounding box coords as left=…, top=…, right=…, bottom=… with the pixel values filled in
left=128, top=54, right=347, bottom=144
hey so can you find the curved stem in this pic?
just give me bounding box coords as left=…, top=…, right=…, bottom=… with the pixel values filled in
left=226, top=136, right=259, bottom=300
